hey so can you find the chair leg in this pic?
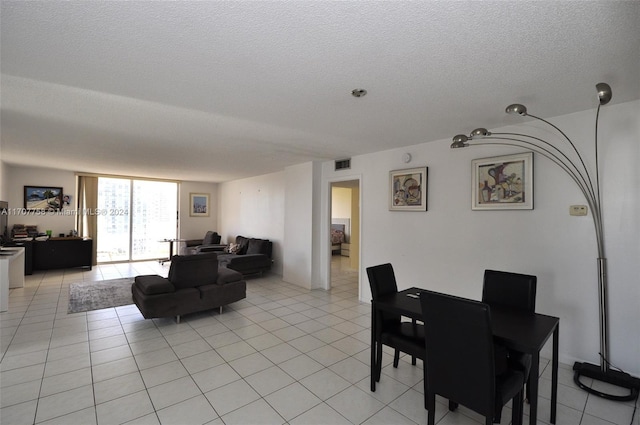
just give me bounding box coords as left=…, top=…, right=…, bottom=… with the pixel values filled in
left=393, top=349, right=400, bottom=368
left=494, top=405, right=502, bottom=424
left=376, top=342, right=383, bottom=382
left=512, top=390, right=524, bottom=425
left=423, top=368, right=428, bottom=409
left=175, top=315, right=180, bottom=324
left=525, top=379, right=531, bottom=403
left=427, top=394, right=436, bottom=425
left=448, top=400, right=458, bottom=411
left=411, top=319, right=418, bottom=366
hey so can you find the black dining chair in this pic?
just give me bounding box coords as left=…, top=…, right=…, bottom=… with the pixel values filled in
left=482, top=269, right=537, bottom=401
left=366, top=263, right=425, bottom=391
left=420, top=290, right=525, bottom=425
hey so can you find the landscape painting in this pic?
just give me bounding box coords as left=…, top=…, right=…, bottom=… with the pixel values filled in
left=24, top=186, right=63, bottom=211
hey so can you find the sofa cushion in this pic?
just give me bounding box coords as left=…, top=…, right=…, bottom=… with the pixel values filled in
left=246, top=238, right=268, bottom=255
left=135, top=275, right=175, bottom=295
left=235, top=236, right=250, bottom=255
left=216, top=267, right=244, bottom=285
left=168, top=253, right=219, bottom=289
left=198, top=280, right=246, bottom=308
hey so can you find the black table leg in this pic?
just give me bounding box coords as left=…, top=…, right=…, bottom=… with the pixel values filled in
left=551, top=326, right=559, bottom=423
left=371, top=302, right=377, bottom=391
left=529, top=351, right=540, bottom=425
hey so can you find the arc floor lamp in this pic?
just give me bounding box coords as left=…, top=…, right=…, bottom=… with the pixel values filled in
left=450, top=83, right=639, bottom=401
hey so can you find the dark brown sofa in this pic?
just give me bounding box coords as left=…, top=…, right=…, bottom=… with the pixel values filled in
left=217, top=235, right=273, bottom=276
left=132, top=252, right=246, bottom=322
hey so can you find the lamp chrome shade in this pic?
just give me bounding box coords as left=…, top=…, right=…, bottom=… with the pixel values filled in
left=470, top=128, right=491, bottom=138
left=505, top=104, right=528, bottom=115
left=596, top=83, right=612, bottom=105
left=450, top=134, right=469, bottom=148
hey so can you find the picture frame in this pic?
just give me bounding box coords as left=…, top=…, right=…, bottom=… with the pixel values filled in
left=24, top=186, right=63, bottom=211
left=471, top=152, right=533, bottom=210
left=389, top=167, right=428, bottom=211
left=189, top=193, right=210, bottom=217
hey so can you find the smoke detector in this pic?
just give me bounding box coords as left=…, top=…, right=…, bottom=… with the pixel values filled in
left=351, top=89, right=367, bottom=98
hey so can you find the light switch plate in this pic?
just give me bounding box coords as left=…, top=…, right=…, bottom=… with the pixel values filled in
left=570, top=205, right=588, bottom=216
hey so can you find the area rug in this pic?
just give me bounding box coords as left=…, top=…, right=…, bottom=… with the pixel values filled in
left=68, top=278, right=135, bottom=314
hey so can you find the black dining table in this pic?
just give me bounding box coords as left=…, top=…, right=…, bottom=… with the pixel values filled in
left=370, top=287, right=559, bottom=425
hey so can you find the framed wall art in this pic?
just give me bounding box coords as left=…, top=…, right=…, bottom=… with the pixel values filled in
left=389, top=167, right=428, bottom=211
left=471, top=152, right=533, bottom=210
left=24, top=186, right=63, bottom=211
left=189, top=193, right=210, bottom=217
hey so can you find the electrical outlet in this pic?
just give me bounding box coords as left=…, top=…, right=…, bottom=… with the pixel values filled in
left=570, top=205, right=588, bottom=216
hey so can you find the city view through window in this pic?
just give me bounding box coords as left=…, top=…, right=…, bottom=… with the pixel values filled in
left=97, top=177, right=177, bottom=263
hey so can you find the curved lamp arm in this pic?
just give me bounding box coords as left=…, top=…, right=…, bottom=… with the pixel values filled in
left=453, top=136, right=604, bottom=257
left=450, top=83, right=614, bottom=379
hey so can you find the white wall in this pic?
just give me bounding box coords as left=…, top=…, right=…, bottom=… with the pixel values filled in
left=218, top=171, right=285, bottom=276
left=179, top=181, right=218, bottom=240
left=4, top=165, right=77, bottom=236
left=320, top=100, right=640, bottom=375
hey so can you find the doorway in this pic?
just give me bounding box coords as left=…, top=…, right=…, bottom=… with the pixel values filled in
left=330, top=179, right=360, bottom=295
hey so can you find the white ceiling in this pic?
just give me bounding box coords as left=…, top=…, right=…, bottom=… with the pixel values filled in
left=1, top=1, right=639, bottom=183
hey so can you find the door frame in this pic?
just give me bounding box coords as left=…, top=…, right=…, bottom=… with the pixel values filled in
left=323, top=174, right=362, bottom=298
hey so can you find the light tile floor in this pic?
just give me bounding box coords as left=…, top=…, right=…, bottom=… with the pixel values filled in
left=1, top=257, right=637, bottom=425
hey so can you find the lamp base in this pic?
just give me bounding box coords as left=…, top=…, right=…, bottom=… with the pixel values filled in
left=573, top=361, right=640, bottom=402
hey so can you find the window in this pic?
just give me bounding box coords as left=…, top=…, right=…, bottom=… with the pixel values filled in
left=97, top=177, right=177, bottom=262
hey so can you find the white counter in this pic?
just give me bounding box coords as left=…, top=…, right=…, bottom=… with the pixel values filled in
left=0, top=247, right=25, bottom=312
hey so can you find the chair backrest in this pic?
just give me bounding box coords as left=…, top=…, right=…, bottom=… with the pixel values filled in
left=169, top=252, right=218, bottom=289
left=202, top=231, right=221, bottom=245
left=420, top=290, right=496, bottom=416
left=482, top=269, right=537, bottom=312
left=366, top=263, right=398, bottom=300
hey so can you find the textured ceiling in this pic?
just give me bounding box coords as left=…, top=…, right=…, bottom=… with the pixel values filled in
left=1, top=1, right=639, bottom=182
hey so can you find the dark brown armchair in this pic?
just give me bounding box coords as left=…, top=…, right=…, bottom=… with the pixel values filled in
left=181, top=231, right=223, bottom=255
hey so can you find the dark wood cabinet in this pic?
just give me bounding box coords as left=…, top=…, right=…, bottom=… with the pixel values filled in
left=32, top=238, right=93, bottom=270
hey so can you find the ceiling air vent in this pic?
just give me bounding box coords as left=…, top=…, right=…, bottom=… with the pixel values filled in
left=335, top=158, right=351, bottom=171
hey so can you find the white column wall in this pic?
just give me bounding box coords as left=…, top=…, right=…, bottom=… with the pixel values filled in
left=282, top=162, right=323, bottom=289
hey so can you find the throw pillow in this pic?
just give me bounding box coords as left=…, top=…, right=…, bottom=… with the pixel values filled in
left=226, top=243, right=240, bottom=254
left=246, top=239, right=267, bottom=255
